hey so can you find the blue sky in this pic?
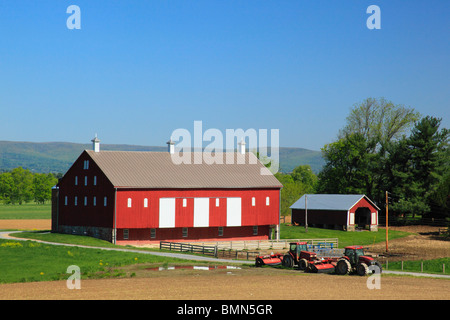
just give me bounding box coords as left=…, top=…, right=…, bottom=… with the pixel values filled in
left=0, top=0, right=448, bottom=151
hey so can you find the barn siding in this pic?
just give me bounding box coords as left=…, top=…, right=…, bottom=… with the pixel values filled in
left=57, top=151, right=115, bottom=230
left=115, top=225, right=271, bottom=244
left=115, top=188, right=279, bottom=229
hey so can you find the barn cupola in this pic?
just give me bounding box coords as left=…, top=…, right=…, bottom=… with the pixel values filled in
left=167, top=138, right=175, bottom=154
left=91, top=134, right=100, bottom=152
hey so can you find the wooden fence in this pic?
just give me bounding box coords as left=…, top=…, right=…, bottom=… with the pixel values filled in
left=160, top=238, right=339, bottom=260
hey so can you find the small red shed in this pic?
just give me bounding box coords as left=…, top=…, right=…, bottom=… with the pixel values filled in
left=52, top=137, right=282, bottom=244
left=290, top=194, right=379, bottom=231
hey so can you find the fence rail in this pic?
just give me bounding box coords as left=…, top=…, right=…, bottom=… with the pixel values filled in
left=210, top=238, right=339, bottom=251
left=160, top=241, right=217, bottom=257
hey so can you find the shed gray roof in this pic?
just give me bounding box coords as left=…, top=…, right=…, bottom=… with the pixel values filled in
left=290, top=194, right=380, bottom=211
left=85, top=150, right=282, bottom=189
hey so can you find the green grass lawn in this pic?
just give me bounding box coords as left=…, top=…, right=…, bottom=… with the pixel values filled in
left=279, top=223, right=411, bottom=248
left=0, top=238, right=196, bottom=284
left=0, top=203, right=51, bottom=219
left=385, top=258, right=450, bottom=275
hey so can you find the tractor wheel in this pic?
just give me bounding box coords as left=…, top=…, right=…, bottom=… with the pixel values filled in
left=255, top=258, right=264, bottom=267
left=298, top=258, right=308, bottom=271
left=308, top=264, right=318, bottom=273
left=336, top=259, right=351, bottom=275
left=282, top=254, right=293, bottom=268
left=357, top=262, right=369, bottom=276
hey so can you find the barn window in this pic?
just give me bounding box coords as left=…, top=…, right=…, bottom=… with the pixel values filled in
left=93, top=196, right=96, bottom=206
left=183, top=199, right=187, bottom=207
left=253, top=226, right=258, bottom=235
left=64, top=196, right=68, bottom=206
left=266, top=197, right=270, bottom=206
left=215, top=198, right=220, bottom=207
left=127, top=198, right=132, bottom=208
left=150, top=228, right=156, bottom=239
left=218, top=227, right=223, bottom=237
left=104, top=196, right=107, bottom=207
left=83, top=160, right=89, bottom=170
left=123, top=229, right=129, bottom=240
left=93, top=176, right=97, bottom=186
left=74, top=196, right=78, bottom=206
left=75, top=176, right=78, bottom=186
left=84, top=196, right=88, bottom=206
left=84, top=176, right=88, bottom=186
left=144, top=198, right=148, bottom=208
left=252, top=197, right=256, bottom=206
left=182, top=227, right=188, bottom=237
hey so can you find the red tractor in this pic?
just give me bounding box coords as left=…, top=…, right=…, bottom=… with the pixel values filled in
left=335, top=245, right=382, bottom=276
left=282, top=242, right=336, bottom=273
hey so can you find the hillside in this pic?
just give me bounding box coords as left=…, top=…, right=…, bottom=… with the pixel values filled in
left=0, top=141, right=324, bottom=174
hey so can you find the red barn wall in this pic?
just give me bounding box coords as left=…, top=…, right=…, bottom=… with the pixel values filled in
left=57, top=151, right=115, bottom=229
left=115, top=188, right=280, bottom=229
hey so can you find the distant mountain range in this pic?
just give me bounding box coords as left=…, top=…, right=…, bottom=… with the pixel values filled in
left=0, top=141, right=325, bottom=174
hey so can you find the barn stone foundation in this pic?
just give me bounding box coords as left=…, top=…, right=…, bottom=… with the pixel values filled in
left=56, top=225, right=113, bottom=242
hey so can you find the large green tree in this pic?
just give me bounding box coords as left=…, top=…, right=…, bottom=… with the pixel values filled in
left=388, top=116, right=449, bottom=218
left=317, top=133, right=378, bottom=195
left=32, top=173, right=58, bottom=204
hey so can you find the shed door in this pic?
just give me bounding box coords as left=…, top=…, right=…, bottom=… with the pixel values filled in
left=194, top=198, right=209, bottom=227
left=226, top=197, right=241, bottom=227
left=159, top=198, right=175, bottom=228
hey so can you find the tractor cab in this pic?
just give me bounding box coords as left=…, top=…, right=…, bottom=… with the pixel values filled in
left=289, top=242, right=308, bottom=258
left=343, top=246, right=373, bottom=265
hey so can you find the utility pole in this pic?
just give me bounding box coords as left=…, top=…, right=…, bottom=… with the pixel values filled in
left=386, top=191, right=389, bottom=252
left=305, top=194, right=308, bottom=233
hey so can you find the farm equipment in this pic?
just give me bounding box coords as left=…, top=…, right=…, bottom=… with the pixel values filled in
left=335, top=245, right=382, bottom=276
left=283, top=242, right=336, bottom=273
left=255, top=253, right=284, bottom=267
left=255, top=242, right=336, bottom=273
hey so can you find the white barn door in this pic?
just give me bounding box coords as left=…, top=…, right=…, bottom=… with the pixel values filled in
left=226, top=197, right=241, bottom=227
left=159, top=198, right=175, bottom=228
left=194, top=198, right=209, bottom=227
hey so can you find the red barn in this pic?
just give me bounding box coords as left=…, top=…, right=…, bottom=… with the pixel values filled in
left=52, top=138, right=282, bottom=244
left=290, top=194, right=379, bottom=231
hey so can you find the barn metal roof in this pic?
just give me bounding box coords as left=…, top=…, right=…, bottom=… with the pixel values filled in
left=289, top=194, right=380, bottom=211
left=85, top=150, right=282, bottom=189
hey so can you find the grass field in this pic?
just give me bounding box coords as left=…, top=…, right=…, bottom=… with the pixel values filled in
left=385, top=257, right=450, bottom=275
left=0, top=238, right=200, bottom=284
left=0, top=203, right=51, bottom=220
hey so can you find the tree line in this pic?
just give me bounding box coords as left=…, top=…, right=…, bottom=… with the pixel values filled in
left=0, top=167, right=60, bottom=205
left=316, top=98, right=449, bottom=220
left=274, top=98, right=448, bottom=223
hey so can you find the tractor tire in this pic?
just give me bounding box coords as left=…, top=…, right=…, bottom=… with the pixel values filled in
left=308, top=264, right=318, bottom=273
left=282, top=254, right=294, bottom=268
left=336, top=259, right=351, bottom=275
left=255, top=258, right=264, bottom=267
left=298, top=258, right=308, bottom=271
left=357, top=262, right=369, bottom=276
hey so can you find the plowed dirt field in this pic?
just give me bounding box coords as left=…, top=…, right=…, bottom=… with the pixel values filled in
left=1, top=267, right=449, bottom=300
